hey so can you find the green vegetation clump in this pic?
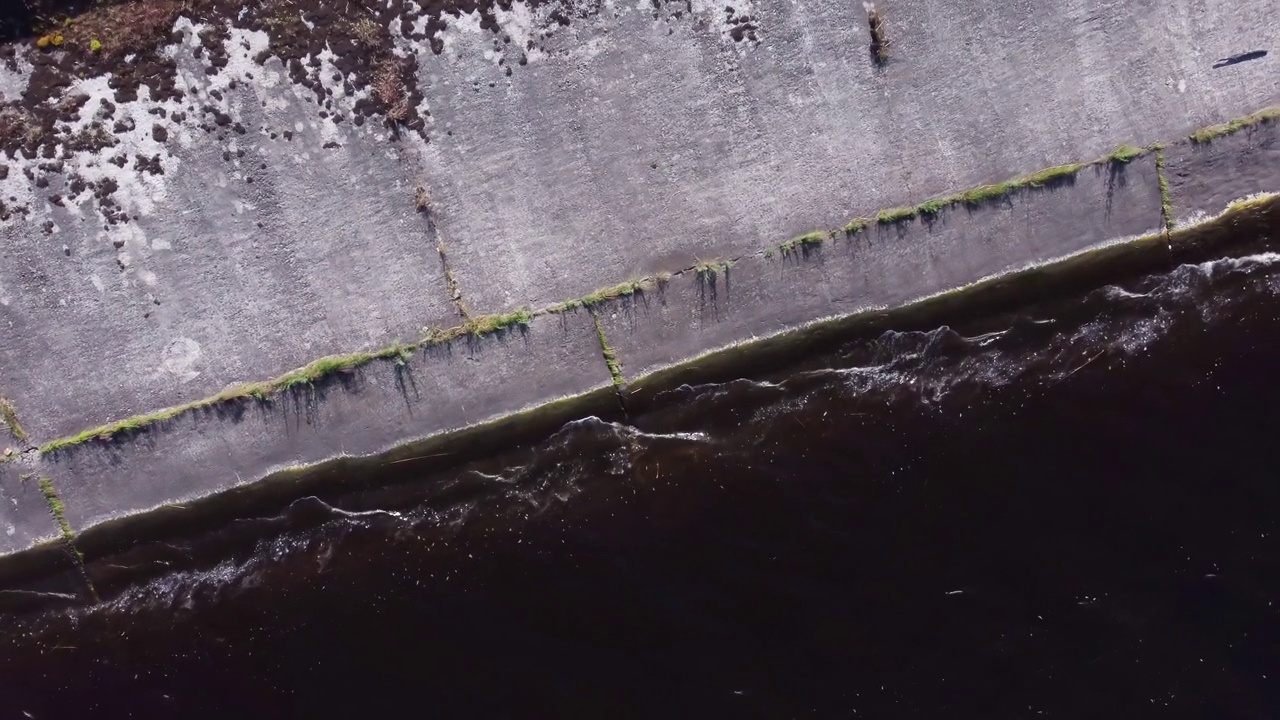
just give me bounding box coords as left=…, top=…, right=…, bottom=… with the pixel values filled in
left=778, top=231, right=826, bottom=255
left=1022, top=163, right=1086, bottom=187
left=464, top=308, right=532, bottom=337
left=694, top=259, right=732, bottom=278
left=1107, top=144, right=1143, bottom=164
left=1190, top=106, right=1280, bottom=144
left=877, top=205, right=918, bottom=224
left=844, top=218, right=870, bottom=235
left=582, top=278, right=646, bottom=307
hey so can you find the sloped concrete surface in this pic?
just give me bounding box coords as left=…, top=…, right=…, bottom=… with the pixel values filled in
left=0, top=460, right=61, bottom=556
left=599, top=156, right=1167, bottom=381
left=46, top=309, right=613, bottom=534
left=421, top=0, right=1279, bottom=311
left=0, top=0, right=1275, bottom=579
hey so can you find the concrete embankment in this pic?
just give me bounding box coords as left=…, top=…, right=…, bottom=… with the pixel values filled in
left=0, top=0, right=1277, bottom=597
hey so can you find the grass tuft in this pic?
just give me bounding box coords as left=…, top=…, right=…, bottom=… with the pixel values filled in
left=778, top=231, right=826, bottom=256
left=0, top=398, right=28, bottom=443
left=695, top=259, right=733, bottom=278
left=464, top=308, right=532, bottom=337
left=38, top=476, right=74, bottom=541
left=1107, top=144, right=1144, bottom=164
left=1023, top=163, right=1085, bottom=187
left=956, top=181, right=1013, bottom=206
left=877, top=206, right=918, bottom=224
left=1190, top=106, right=1280, bottom=144
left=844, top=217, right=870, bottom=235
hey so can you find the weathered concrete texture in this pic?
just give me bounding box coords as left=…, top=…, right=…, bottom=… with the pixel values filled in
left=600, top=158, right=1166, bottom=381
left=0, top=41, right=458, bottom=441
left=420, top=0, right=1279, bottom=312
left=0, top=460, right=62, bottom=555
left=1164, top=122, right=1280, bottom=225
left=0, top=0, right=1276, bottom=577
left=45, top=309, right=612, bottom=533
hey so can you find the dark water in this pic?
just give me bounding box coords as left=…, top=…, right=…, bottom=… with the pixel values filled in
left=3, top=248, right=1280, bottom=718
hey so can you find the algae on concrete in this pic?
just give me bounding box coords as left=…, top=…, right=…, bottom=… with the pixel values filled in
left=591, top=311, right=626, bottom=389
left=0, top=397, right=28, bottom=444
left=875, top=162, right=1086, bottom=226
left=1189, top=106, right=1280, bottom=144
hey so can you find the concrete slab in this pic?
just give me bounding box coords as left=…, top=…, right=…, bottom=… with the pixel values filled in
left=44, top=309, right=613, bottom=535
left=0, top=50, right=458, bottom=441
left=420, top=0, right=1279, bottom=312
left=1164, top=122, right=1280, bottom=225
left=0, top=460, right=63, bottom=555
left=599, top=156, right=1166, bottom=382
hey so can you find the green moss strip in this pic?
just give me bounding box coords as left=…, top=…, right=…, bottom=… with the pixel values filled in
left=1189, top=105, right=1280, bottom=144
left=1107, top=144, right=1144, bottom=164
left=39, top=309, right=534, bottom=455
left=37, top=476, right=74, bottom=540
left=36, top=475, right=98, bottom=601
left=582, top=278, right=646, bottom=307
left=1156, top=150, right=1175, bottom=232
left=875, top=162, right=1087, bottom=226
left=591, top=310, right=625, bottom=389
left=0, top=397, right=27, bottom=443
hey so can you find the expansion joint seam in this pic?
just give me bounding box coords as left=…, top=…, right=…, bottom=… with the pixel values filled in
left=35, top=475, right=99, bottom=603
left=1155, top=150, right=1176, bottom=240
left=589, top=309, right=630, bottom=416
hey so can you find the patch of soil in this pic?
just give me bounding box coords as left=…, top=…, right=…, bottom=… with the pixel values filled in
left=0, top=0, right=723, bottom=220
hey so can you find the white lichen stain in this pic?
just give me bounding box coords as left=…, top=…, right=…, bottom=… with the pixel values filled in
left=493, top=3, right=546, bottom=63
left=159, top=337, right=202, bottom=382
left=0, top=54, right=33, bottom=102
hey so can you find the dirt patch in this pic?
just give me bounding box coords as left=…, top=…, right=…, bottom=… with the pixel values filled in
left=0, top=0, right=729, bottom=221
